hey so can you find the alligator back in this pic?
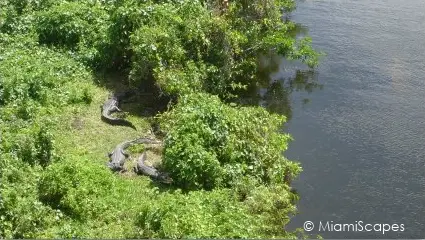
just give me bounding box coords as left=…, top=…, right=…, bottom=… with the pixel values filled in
left=107, top=145, right=127, bottom=172
left=107, top=138, right=162, bottom=172
left=107, top=139, right=136, bottom=172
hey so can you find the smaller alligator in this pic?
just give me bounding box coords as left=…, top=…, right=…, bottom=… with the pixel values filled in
left=107, top=137, right=161, bottom=172
left=101, top=91, right=136, bottom=130
left=134, top=151, right=173, bottom=184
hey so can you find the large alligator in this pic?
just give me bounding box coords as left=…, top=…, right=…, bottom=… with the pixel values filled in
left=134, top=151, right=173, bottom=184
left=107, top=137, right=161, bottom=172
left=101, top=91, right=136, bottom=130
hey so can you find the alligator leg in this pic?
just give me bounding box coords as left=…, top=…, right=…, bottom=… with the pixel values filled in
left=112, top=106, right=122, bottom=112
left=120, top=149, right=129, bottom=158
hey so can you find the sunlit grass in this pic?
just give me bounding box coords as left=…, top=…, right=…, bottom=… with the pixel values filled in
left=53, top=86, right=153, bottom=166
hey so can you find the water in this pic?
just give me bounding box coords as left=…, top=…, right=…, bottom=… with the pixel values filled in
left=281, top=0, right=425, bottom=238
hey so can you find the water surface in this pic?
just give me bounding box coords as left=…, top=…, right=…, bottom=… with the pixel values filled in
left=283, top=0, right=425, bottom=238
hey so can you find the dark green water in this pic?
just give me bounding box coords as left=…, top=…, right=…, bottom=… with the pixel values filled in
left=281, top=0, right=425, bottom=238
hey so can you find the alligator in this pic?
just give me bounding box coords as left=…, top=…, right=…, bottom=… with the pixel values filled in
left=101, top=91, right=137, bottom=130
left=134, top=151, right=173, bottom=184
left=107, top=137, right=161, bottom=172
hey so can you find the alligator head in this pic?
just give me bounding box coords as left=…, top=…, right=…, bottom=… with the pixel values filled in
left=157, top=172, right=173, bottom=184
left=107, top=161, right=123, bottom=172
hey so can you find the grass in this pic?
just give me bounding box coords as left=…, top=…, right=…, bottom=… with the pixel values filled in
left=51, top=80, right=162, bottom=180
left=32, top=78, right=176, bottom=238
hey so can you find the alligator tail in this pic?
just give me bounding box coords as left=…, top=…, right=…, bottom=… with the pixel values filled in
left=135, top=151, right=173, bottom=184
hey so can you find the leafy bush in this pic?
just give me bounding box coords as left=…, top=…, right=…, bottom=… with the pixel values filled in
left=159, top=92, right=302, bottom=190
left=35, top=1, right=110, bottom=66
left=0, top=0, right=54, bottom=35
left=36, top=157, right=157, bottom=238
left=128, top=1, right=211, bottom=91
left=1, top=0, right=54, bottom=14
left=0, top=122, right=55, bottom=168
left=0, top=153, right=58, bottom=238
left=38, top=157, right=117, bottom=221
left=135, top=183, right=300, bottom=239
left=104, top=0, right=151, bottom=70
left=34, top=157, right=300, bottom=239
left=0, top=36, right=97, bottom=237
left=127, top=1, right=235, bottom=97
left=243, top=184, right=299, bottom=234
left=0, top=0, right=319, bottom=238
left=127, top=0, right=319, bottom=98
left=136, top=189, right=259, bottom=239
left=0, top=39, right=94, bottom=117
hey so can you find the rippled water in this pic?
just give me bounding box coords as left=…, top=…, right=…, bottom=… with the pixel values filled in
left=283, top=0, right=425, bottom=238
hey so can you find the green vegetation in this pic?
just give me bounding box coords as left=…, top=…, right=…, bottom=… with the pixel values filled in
left=0, top=0, right=319, bottom=238
left=159, top=93, right=299, bottom=190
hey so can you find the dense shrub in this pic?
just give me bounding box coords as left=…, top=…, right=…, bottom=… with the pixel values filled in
left=128, top=0, right=319, bottom=98
left=128, top=1, right=213, bottom=93
left=136, top=189, right=259, bottom=238
left=104, top=0, right=150, bottom=70
left=127, top=1, right=238, bottom=96
left=0, top=0, right=319, bottom=238
left=0, top=0, right=49, bottom=34
left=0, top=36, right=96, bottom=237
left=0, top=153, right=58, bottom=238
left=0, top=122, right=55, bottom=168
left=35, top=1, right=110, bottom=66
left=1, top=0, right=54, bottom=14
left=159, top=92, right=302, bottom=190
left=135, top=183, right=299, bottom=238
left=0, top=39, right=94, bottom=117
left=38, top=157, right=118, bottom=221
left=36, top=157, right=157, bottom=238
left=33, top=157, right=300, bottom=239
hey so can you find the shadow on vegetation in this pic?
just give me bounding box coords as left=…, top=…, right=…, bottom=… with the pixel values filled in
left=148, top=180, right=181, bottom=194
left=92, top=70, right=174, bottom=132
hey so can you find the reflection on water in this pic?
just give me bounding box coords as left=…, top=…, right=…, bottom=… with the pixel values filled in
left=262, top=81, right=292, bottom=118
left=232, top=13, right=323, bottom=120
left=262, top=68, right=322, bottom=119
left=236, top=52, right=323, bottom=121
